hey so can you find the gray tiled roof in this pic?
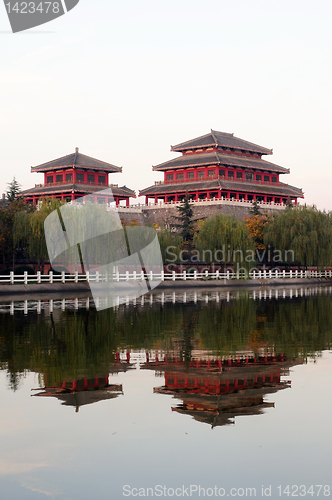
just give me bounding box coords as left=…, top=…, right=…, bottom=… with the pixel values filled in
left=220, top=179, right=303, bottom=197
left=171, top=130, right=272, bottom=155
left=153, top=151, right=288, bottom=174
left=31, top=150, right=122, bottom=173
left=21, top=183, right=135, bottom=198
left=139, top=179, right=303, bottom=198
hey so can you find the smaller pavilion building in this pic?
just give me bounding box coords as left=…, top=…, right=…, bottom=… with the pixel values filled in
left=140, top=130, right=304, bottom=205
left=22, top=148, right=135, bottom=206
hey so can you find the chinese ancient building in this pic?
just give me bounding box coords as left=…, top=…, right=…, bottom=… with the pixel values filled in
left=22, top=148, right=135, bottom=206
left=140, top=130, right=304, bottom=206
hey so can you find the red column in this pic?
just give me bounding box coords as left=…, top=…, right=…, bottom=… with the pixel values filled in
left=195, top=191, right=199, bottom=201
left=145, top=196, right=148, bottom=205
left=175, top=194, right=178, bottom=202
left=126, top=197, right=129, bottom=207
left=154, top=196, right=158, bottom=205
left=115, top=198, right=119, bottom=206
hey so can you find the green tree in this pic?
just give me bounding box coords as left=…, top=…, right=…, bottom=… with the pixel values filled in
left=174, top=194, right=196, bottom=242
left=194, top=213, right=255, bottom=270
left=263, top=205, right=332, bottom=268
left=6, top=177, right=21, bottom=202
left=158, top=228, right=182, bottom=264
left=249, top=200, right=262, bottom=216
left=0, top=198, right=31, bottom=268
left=14, top=198, right=63, bottom=271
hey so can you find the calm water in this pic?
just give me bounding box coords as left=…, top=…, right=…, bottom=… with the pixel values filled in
left=0, top=286, right=332, bottom=500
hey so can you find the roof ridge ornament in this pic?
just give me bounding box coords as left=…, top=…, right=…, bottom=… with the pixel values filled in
left=74, top=147, right=79, bottom=166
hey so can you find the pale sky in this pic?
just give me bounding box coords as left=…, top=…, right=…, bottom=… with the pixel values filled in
left=1, top=0, right=331, bottom=209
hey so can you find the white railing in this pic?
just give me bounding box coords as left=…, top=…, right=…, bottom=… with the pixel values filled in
left=2, top=286, right=332, bottom=315
left=0, top=269, right=331, bottom=285
left=138, top=197, right=287, bottom=210
left=62, top=197, right=290, bottom=211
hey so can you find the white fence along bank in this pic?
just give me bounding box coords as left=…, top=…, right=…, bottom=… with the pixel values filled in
left=1, top=269, right=332, bottom=285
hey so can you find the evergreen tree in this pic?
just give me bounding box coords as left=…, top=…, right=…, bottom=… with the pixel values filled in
left=174, top=194, right=196, bottom=242
left=6, top=177, right=21, bottom=202
left=249, top=200, right=261, bottom=216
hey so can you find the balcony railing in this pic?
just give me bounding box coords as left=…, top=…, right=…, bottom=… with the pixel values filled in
left=35, top=180, right=115, bottom=188
left=156, top=174, right=280, bottom=186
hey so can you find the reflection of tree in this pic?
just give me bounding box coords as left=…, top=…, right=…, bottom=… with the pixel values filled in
left=1, top=293, right=332, bottom=391
left=196, top=294, right=332, bottom=362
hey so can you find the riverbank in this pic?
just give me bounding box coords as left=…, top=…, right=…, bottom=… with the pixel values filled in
left=0, top=277, right=331, bottom=301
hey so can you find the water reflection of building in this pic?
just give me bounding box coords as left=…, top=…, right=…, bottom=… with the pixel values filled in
left=33, top=359, right=134, bottom=412
left=147, top=352, right=301, bottom=428
left=34, top=379, right=123, bottom=412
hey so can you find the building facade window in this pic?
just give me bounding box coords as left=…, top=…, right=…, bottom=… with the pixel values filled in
left=272, top=176, right=277, bottom=183
left=208, top=170, right=215, bottom=177
left=166, top=174, right=173, bottom=181
left=88, top=174, right=95, bottom=183
left=197, top=171, right=205, bottom=178
left=264, top=175, right=270, bottom=182
left=219, top=169, right=225, bottom=177
left=256, top=174, right=262, bottom=181
left=246, top=172, right=253, bottom=181
left=177, top=173, right=184, bottom=180
left=187, top=171, right=194, bottom=179
left=47, top=176, right=53, bottom=184
left=66, top=173, right=73, bottom=182
left=236, top=172, right=243, bottom=179
left=56, top=174, right=63, bottom=183
left=98, top=175, right=106, bottom=185
left=228, top=171, right=234, bottom=178
left=76, top=173, right=84, bottom=182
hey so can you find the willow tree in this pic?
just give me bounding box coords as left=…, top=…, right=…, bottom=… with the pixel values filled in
left=157, top=229, right=182, bottom=265
left=194, top=214, right=255, bottom=271
left=14, top=198, right=63, bottom=271
left=263, top=205, right=332, bottom=268
left=0, top=198, right=32, bottom=268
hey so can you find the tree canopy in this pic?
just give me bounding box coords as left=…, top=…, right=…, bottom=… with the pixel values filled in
left=174, top=194, right=196, bottom=242
left=263, top=205, right=332, bottom=268
left=194, top=213, right=255, bottom=268
left=6, top=177, right=21, bottom=202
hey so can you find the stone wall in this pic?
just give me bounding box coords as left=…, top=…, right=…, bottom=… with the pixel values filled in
left=140, top=203, right=282, bottom=228
left=117, top=202, right=284, bottom=227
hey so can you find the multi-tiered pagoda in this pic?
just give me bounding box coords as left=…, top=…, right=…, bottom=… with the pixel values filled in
left=140, top=130, right=304, bottom=205
left=22, top=148, right=135, bottom=206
